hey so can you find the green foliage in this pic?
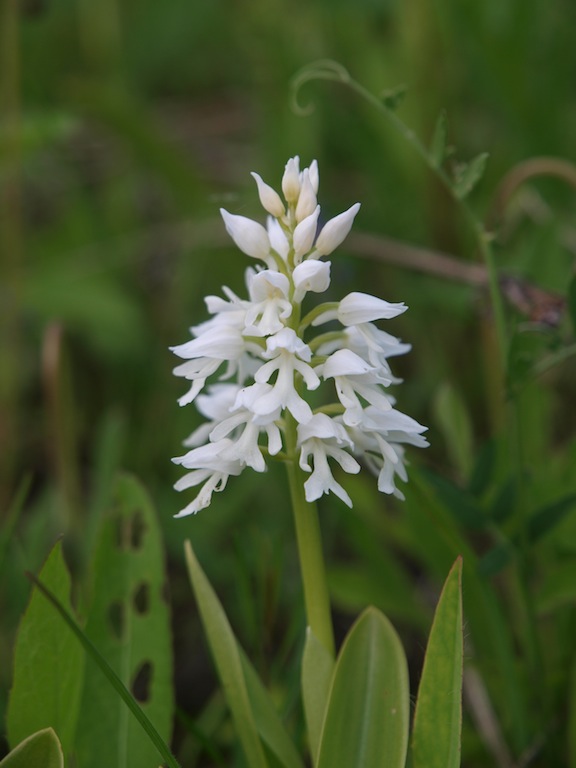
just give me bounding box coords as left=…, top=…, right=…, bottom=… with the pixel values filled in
left=185, top=535, right=314, bottom=768
left=411, top=558, right=463, bottom=768
left=316, top=608, right=409, bottom=768
left=0, top=729, right=63, bottom=768
left=433, top=383, right=474, bottom=480
left=74, top=475, right=174, bottom=768
left=3, top=1, right=576, bottom=766
left=452, top=153, right=490, bottom=199
left=301, top=629, right=334, bottom=763
left=429, top=111, right=448, bottom=169
left=6, top=543, right=84, bottom=759
left=5, top=476, right=176, bottom=768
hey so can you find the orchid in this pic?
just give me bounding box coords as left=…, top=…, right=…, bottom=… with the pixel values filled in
left=171, top=156, right=427, bottom=515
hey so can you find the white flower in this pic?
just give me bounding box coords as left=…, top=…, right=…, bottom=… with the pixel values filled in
left=344, top=324, right=410, bottom=371
left=348, top=406, right=428, bottom=499
left=220, top=209, right=272, bottom=264
left=298, top=414, right=360, bottom=507
left=172, top=157, right=427, bottom=516
left=249, top=328, right=320, bottom=423
left=338, top=292, right=407, bottom=325
left=312, top=292, right=406, bottom=327
left=322, top=348, right=394, bottom=425
left=293, top=206, right=321, bottom=261
left=282, top=156, right=301, bottom=202
left=293, top=260, right=331, bottom=303
left=172, top=442, right=244, bottom=516
left=251, top=172, right=286, bottom=218
left=295, top=169, right=318, bottom=222
left=245, top=270, right=292, bottom=335
left=312, top=203, right=361, bottom=257
left=171, top=325, right=246, bottom=405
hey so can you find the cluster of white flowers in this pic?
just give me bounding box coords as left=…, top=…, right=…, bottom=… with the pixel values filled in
left=171, top=157, right=428, bottom=516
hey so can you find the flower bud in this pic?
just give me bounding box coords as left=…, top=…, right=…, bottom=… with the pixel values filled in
left=307, top=160, right=319, bottom=194
left=293, top=206, right=320, bottom=260
left=220, top=209, right=271, bottom=262
left=338, top=292, right=407, bottom=325
left=251, top=172, right=286, bottom=218
left=281, top=156, right=301, bottom=202
left=295, top=169, right=318, bottom=222
left=314, top=203, right=361, bottom=256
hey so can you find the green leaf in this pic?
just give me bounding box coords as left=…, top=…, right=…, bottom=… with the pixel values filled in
left=74, top=474, right=174, bottom=768
left=430, top=110, right=447, bottom=168
left=0, top=728, right=63, bottom=768
left=528, top=492, right=576, bottom=540
left=6, top=542, right=84, bottom=758
left=27, top=573, right=180, bottom=768
left=434, top=383, right=474, bottom=479
left=239, top=649, right=304, bottom=768
left=537, top=561, right=576, bottom=612
left=453, top=152, right=489, bottom=199
left=411, top=558, right=463, bottom=768
left=381, top=84, right=407, bottom=111
left=420, top=470, right=486, bottom=530
left=317, top=608, right=409, bottom=768
left=184, top=540, right=269, bottom=768
left=301, top=628, right=335, bottom=764
left=467, top=440, right=496, bottom=497
left=479, top=492, right=576, bottom=576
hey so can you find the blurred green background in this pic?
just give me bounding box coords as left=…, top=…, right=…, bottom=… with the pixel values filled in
left=2, top=0, right=576, bottom=764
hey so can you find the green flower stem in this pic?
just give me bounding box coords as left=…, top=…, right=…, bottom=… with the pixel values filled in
left=284, top=414, right=335, bottom=659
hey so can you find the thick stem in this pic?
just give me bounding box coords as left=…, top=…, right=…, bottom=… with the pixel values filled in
left=284, top=417, right=335, bottom=658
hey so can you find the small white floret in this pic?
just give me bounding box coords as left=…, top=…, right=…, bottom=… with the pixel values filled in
left=313, top=203, right=361, bottom=257
left=220, top=208, right=271, bottom=262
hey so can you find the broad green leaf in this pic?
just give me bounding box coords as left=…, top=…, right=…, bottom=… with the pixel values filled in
left=184, top=540, right=268, bottom=768
left=27, top=573, right=180, bottom=768
left=239, top=649, right=304, bottom=768
left=434, top=383, right=474, bottom=479
left=411, top=558, right=463, bottom=768
left=6, top=542, right=84, bottom=758
left=430, top=110, right=447, bottom=168
left=301, top=628, right=335, bottom=764
left=317, top=608, right=409, bottom=768
left=75, top=474, right=173, bottom=768
left=0, top=728, right=63, bottom=768
left=453, top=152, right=489, bottom=198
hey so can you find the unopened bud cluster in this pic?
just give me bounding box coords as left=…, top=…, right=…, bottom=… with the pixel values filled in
left=171, top=157, right=428, bottom=516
